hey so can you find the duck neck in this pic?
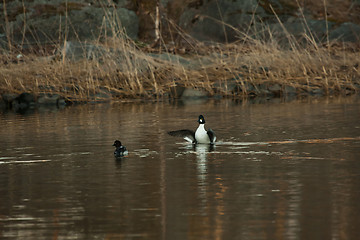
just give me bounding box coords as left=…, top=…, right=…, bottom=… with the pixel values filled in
left=197, top=123, right=206, bottom=132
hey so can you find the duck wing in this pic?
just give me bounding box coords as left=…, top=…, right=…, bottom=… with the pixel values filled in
left=114, top=146, right=128, bottom=157
left=168, top=129, right=196, bottom=143
left=207, top=128, right=216, bottom=144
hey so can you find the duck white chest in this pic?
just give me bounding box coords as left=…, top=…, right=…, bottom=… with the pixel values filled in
left=195, top=124, right=210, bottom=143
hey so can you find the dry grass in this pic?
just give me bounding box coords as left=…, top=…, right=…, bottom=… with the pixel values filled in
left=211, top=41, right=360, bottom=92
left=0, top=7, right=359, bottom=101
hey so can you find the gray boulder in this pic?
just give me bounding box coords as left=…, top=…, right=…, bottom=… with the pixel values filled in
left=284, top=85, right=297, bottom=95
left=213, top=79, right=239, bottom=95
left=149, top=53, right=191, bottom=66
left=268, top=83, right=282, bottom=95
left=269, top=18, right=335, bottom=44
left=59, top=40, right=150, bottom=75
left=60, top=41, right=108, bottom=61
left=1, top=93, right=18, bottom=107
left=179, top=0, right=265, bottom=42
left=90, top=89, right=113, bottom=102
left=177, top=0, right=359, bottom=45
left=0, top=97, right=5, bottom=110
left=169, top=85, right=186, bottom=98
left=181, top=88, right=208, bottom=99
left=37, top=94, right=62, bottom=105
left=329, top=22, right=360, bottom=42
left=12, top=93, right=36, bottom=110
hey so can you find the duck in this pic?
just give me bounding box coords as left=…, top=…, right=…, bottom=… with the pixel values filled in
left=112, top=140, right=128, bottom=157
left=168, top=115, right=216, bottom=144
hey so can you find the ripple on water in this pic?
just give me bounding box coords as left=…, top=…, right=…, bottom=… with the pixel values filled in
left=173, top=141, right=284, bottom=157
left=0, top=159, right=52, bottom=165
left=133, top=149, right=158, bottom=158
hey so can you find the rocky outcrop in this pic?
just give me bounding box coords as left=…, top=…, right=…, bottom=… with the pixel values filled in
left=1, top=92, right=66, bottom=112
left=0, top=1, right=139, bottom=49
left=178, top=0, right=266, bottom=42
left=176, top=0, right=360, bottom=44
left=329, top=22, right=360, bottom=42
left=1, top=0, right=359, bottom=49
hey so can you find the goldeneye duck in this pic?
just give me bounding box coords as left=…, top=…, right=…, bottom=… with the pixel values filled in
left=168, top=115, right=216, bottom=144
left=112, top=140, right=128, bottom=157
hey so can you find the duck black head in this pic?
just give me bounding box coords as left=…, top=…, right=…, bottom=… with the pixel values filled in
left=198, top=115, right=205, bottom=124
left=113, top=140, right=122, bottom=147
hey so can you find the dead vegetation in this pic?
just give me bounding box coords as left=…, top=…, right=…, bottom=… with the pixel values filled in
left=0, top=6, right=359, bottom=102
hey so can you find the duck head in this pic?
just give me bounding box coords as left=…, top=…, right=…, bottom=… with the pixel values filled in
left=112, top=140, right=122, bottom=147
left=198, top=115, right=205, bottom=124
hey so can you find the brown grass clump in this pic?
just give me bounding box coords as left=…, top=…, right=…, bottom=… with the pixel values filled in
left=207, top=40, right=360, bottom=94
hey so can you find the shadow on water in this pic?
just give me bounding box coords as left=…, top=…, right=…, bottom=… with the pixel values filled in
left=0, top=95, right=359, bottom=239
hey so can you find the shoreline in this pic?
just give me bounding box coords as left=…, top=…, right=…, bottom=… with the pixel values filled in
left=1, top=85, right=359, bottom=113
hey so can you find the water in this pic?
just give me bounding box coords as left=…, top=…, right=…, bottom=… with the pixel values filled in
left=0, top=96, right=359, bottom=240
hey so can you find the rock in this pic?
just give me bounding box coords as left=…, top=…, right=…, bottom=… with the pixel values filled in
left=181, top=88, right=208, bottom=99
left=169, top=85, right=185, bottom=98
left=4, top=5, right=139, bottom=47
left=38, top=85, right=56, bottom=91
left=268, top=83, right=282, bottom=95
left=238, top=82, right=255, bottom=93
left=284, top=85, right=297, bottom=95
left=58, top=99, right=66, bottom=106
left=94, top=92, right=112, bottom=101
left=177, top=0, right=345, bottom=44
left=0, top=97, right=5, bottom=110
left=12, top=93, right=36, bottom=111
left=90, top=89, right=112, bottom=102
left=60, top=41, right=108, bottom=61
left=2, top=0, right=359, bottom=49
left=179, top=0, right=265, bottom=42
left=306, top=19, right=335, bottom=40
left=329, top=22, right=360, bottom=42
left=149, top=53, right=191, bottom=66
left=37, top=94, right=61, bottom=105
left=62, top=85, right=82, bottom=93
left=270, top=18, right=335, bottom=45
left=176, top=0, right=357, bottom=45
left=310, top=88, right=324, bottom=96
left=149, top=53, right=215, bottom=70
left=1, top=93, right=18, bottom=107
left=17, top=93, right=35, bottom=103
left=60, top=41, right=88, bottom=60
left=213, top=79, right=239, bottom=95
left=60, top=41, right=150, bottom=74
left=114, top=7, right=139, bottom=39
left=256, top=84, right=271, bottom=95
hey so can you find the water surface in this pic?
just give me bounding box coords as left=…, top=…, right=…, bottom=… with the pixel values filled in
left=0, top=96, right=359, bottom=239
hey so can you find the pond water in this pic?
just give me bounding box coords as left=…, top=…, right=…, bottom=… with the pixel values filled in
left=0, top=96, right=359, bottom=240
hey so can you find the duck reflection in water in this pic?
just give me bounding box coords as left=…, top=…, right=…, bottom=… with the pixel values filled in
left=194, top=144, right=215, bottom=207
left=182, top=143, right=215, bottom=162
left=194, top=144, right=215, bottom=163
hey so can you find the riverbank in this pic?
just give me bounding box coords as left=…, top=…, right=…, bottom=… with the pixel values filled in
left=1, top=1, right=360, bottom=112
left=1, top=36, right=359, bottom=112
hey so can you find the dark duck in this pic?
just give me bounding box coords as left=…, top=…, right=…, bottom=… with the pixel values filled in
left=168, top=115, right=216, bottom=144
left=112, top=140, right=128, bottom=157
